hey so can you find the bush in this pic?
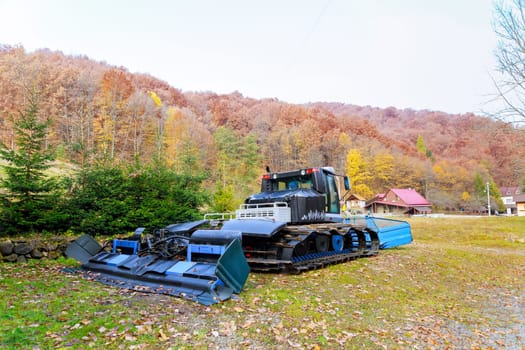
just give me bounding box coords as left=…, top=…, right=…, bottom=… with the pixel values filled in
left=65, top=164, right=209, bottom=235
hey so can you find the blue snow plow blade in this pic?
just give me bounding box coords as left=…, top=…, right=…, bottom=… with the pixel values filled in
left=66, top=231, right=250, bottom=305
left=365, top=216, right=412, bottom=249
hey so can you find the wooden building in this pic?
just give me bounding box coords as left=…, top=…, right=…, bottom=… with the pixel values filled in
left=515, top=194, right=525, bottom=216
left=344, top=193, right=366, bottom=214
left=365, top=188, right=431, bottom=215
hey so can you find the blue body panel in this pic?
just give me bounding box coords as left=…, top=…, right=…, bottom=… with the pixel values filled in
left=164, top=220, right=208, bottom=234
left=365, top=216, right=413, bottom=249
left=221, top=219, right=286, bottom=237
left=221, top=215, right=412, bottom=248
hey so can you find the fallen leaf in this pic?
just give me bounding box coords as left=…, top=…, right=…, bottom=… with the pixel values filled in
left=158, top=329, right=168, bottom=341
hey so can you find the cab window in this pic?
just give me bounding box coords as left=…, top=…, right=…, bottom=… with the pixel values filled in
left=325, top=174, right=339, bottom=213
left=276, top=176, right=313, bottom=191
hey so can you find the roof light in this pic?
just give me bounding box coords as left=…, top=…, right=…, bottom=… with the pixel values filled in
left=306, top=167, right=320, bottom=174
left=262, top=174, right=270, bottom=180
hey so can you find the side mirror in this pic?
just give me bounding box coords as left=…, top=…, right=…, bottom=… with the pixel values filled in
left=343, top=176, right=350, bottom=191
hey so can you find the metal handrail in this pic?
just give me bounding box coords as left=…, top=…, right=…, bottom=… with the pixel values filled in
left=239, top=202, right=289, bottom=209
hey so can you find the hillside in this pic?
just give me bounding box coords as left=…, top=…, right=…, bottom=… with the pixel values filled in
left=1, top=45, right=524, bottom=210
left=314, top=102, right=525, bottom=185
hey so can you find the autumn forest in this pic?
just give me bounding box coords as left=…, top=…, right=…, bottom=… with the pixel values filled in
left=1, top=45, right=525, bottom=234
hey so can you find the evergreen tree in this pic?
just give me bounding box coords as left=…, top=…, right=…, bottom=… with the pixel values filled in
left=0, top=93, right=57, bottom=234
left=124, top=163, right=209, bottom=228
left=66, top=162, right=209, bottom=235
left=212, top=185, right=235, bottom=213
left=473, top=171, right=505, bottom=213
left=65, top=165, right=128, bottom=235
left=213, top=127, right=262, bottom=207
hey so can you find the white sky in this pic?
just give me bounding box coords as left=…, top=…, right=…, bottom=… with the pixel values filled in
left=0, top=0, right=500, bottom=114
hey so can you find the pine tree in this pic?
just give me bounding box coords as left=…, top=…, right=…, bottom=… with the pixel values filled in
left=0, top=93, right=57, bottom=234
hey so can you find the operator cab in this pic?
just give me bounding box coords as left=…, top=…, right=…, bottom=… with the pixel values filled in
left=257, top=167, right=348, bottom=216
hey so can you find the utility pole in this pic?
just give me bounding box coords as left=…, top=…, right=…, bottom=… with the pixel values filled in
left=486, top=182, right=491, bottom=216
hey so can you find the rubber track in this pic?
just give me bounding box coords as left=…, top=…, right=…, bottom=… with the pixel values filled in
left=247, top=236, right=380, bottom=273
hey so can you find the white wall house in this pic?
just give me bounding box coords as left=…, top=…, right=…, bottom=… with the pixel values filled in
left=516, top=194, right=525, bottom=217
left=500, top=186, right=522, bottom=215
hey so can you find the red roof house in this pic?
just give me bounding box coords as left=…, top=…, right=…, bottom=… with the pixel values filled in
left=365, top=188, right=432, bottom=215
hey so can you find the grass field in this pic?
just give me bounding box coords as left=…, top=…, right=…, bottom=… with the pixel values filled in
left=1, top=216, right=524, bottom=349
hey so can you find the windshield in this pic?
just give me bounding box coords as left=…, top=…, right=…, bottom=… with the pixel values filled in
left=275, top=176, right=313, bottom=191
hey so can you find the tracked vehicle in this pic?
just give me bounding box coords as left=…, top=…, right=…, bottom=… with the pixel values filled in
left=66, top=166, right=412, bottom=303
left=216, top=166, right=411, bottom=272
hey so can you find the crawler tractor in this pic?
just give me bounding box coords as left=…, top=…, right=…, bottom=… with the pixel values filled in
left=212, top=166, right=411, bottom=272
left=66, top=166, right=412, bottom=304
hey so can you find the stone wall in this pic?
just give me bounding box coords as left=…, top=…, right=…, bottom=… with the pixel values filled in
left=0, top=237, right=72, bottom=263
